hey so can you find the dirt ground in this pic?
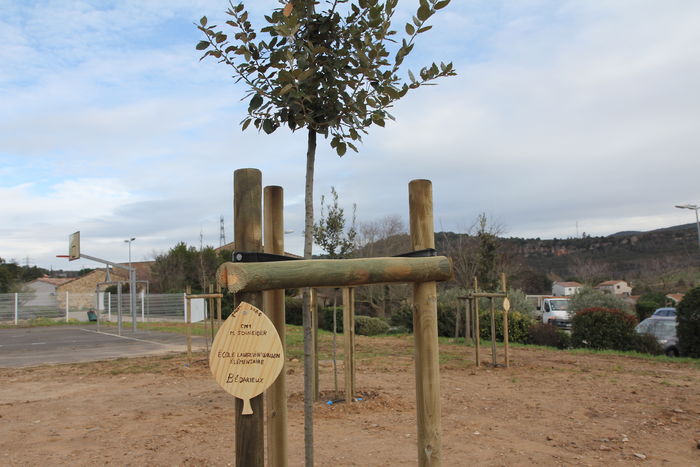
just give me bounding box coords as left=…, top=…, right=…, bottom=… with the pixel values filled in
left=1, top=333, right=699, bottom=466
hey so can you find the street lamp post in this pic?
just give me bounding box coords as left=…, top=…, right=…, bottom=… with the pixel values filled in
left=675, top=204, right=700, bottom=253
left=124, top=237, right=137, bottom=331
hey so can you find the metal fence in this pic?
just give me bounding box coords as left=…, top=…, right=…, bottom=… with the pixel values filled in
left=0, top=292, right=188, bottom=324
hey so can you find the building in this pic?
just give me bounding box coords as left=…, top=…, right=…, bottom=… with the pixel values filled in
left=23, top=277, right=74, bottom=308
left=595, top=280, right=632, bottom=296
left=552, top=281, right=583, bottom=296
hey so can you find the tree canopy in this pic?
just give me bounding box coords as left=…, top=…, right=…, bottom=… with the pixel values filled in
left=197, top=0, right=455, bottom=156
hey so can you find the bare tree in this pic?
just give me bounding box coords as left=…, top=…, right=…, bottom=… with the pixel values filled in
left=354, top=215, right=409, bottom=317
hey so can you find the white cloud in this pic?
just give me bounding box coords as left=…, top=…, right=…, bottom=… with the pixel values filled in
left=1, top=0, right=700, bottom=268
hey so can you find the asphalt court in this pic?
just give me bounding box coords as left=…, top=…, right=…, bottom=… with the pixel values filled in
left=0, top=325, right=206, bottom=368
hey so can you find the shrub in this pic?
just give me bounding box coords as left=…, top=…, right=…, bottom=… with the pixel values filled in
left=389, top=303, right=463, bottom=338
left=354, top=315, right=390, bottom=336
left=635, top=292, right=666, bottom=321
left=285, top=297, right=303, bottom=325
left=677, top=286, right=700, bottom=358
left=319, top=306, right=343, bottom=333
left=570, top=286, right=628, bottom=314
left=389, top=305, right=413, bottom=331
left=527, top=322, right=571, bottom=349
left=571, top=307, right=638, bottom=351
left=632, top=332, right=663, bottom=355
left=478, top=310, right=535, bottom=344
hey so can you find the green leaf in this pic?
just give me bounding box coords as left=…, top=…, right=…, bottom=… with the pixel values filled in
left=417, top=25, right=432, bottom=34
left=279, top=83, right=294, bottom=95
left=405, top=23, right=415, bottom=35
left=263, top=119, right=275, bottom=134
left=435, top=0, right=450, bottom=10
left=242, top=119, right=252, bottom=131
left=417, top=4, right=431, bottom=21
left=249, top=94, right=263, bottom=110
left=200, top=16, right=207, bottom=27
left=336, top=142, right=347, bottom=156
left=408, top=69, right=416, bottom=82
left=196, top=40, right=209, bottom=51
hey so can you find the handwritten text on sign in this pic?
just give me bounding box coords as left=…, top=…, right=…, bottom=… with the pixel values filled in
left=209, top=302, right=284, bottom=415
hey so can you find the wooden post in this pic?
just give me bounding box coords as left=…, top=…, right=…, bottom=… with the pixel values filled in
left=263, top=185, right=288, bottom=467
left=342, top=287, right=356, bottom=402
left=216, top=284, right=222, bottom=334
left=490, top=297, right=497, bottom=366
left=473, top=277, right=480, bottom=368
left=208, top=284, right=215, bottom=343
left=311, top=289, right=320, bottom=401
left=501, top=273, right=509, bottom=368
left=233, top=168, right=264, bottom=467
left=409, top=179, right=441, bottom=466
left=464, top=298, right=471, bottom=345
left=216, top=284, right=223, bottom=334
left=186, top=285, right=192, bottom=365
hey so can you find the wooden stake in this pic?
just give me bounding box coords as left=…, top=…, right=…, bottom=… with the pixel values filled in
left=343, top=287, right=356, bottom=402
left=186, top=285, right=192, bottom=365
left=216, top=284, right=222, bottom=334
left=473, top=277, right=480, bottom=368
left=490, top=298, right=497, bottom=367
left=501, top=273, right=509, bottom=368
left=409, top=179, right=441, bottom=466
left=263, top=185, right=288, bottom=467
left=311, top=288, right=319, bottom=401
left=233, top=168, right=264, bottom=467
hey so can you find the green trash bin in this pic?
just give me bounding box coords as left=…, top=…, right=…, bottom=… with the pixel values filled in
left=87, top=310, right=97, bottom=322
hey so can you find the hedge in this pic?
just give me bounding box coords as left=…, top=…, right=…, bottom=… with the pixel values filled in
left=571, top=307, right=638, bottom=351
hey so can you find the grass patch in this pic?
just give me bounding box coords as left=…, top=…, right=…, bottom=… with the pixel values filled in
left=0, top=318, right=88, bottom=328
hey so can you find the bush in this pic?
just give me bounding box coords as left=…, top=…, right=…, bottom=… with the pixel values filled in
left=478, top=310, right=535, bottom=344
left=527, top=323, right=571, bottom=349
left=389, top=305, right=413, bottom=331
left=319, top=306, right=343, bottom=333
left=635, top=292, right=666, bottom=321
left=354, top=315, right=390, bottom=336
left=285, top=297, right=303, bottom=325
left=571, top=307, right=638, bottom=351
left=570, top=286, right=628, bottom=314
left=632, top=332, right=663, bottom=355
left=677, top=286, right=700, bottom=358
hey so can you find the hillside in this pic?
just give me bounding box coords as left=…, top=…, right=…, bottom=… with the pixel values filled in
left=435, top=223, right=700, bottom=294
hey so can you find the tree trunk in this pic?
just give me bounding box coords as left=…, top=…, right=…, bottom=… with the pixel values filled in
left=303, top=128, right=317, bottom=467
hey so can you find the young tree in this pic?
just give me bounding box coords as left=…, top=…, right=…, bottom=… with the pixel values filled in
left=312, top=186, right=356, bottom=397
left=197, top=1, right=455, bottom=462
left=313, top=186, right=357, bottom=258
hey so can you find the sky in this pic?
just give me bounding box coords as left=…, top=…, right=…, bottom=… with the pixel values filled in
left=1, top=0, right=699, bottom=270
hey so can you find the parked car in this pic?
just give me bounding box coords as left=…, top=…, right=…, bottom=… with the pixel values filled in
left=652, top=307, right=676, bottom=318
left=635, top=316, right=679, bottom=356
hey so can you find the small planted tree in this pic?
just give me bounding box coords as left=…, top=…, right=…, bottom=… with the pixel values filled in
left=197, top=1, right=455, bottom=462
left=313, top=186, right=356, bottom=397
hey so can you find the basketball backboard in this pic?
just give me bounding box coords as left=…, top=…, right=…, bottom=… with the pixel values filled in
left=69, top=231, right=80, bottom=261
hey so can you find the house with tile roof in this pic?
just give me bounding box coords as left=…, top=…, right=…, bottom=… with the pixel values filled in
left=595, top=280, right=632, bottom=296
left=552, top=281, right=583, bottom=296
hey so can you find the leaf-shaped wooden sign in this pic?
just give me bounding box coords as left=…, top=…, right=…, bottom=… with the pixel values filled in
left=503, top=297, right=511, bottom=312
left=210, top=301, right=284, bottom=415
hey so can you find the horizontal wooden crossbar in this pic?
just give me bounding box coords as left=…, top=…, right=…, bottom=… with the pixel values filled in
left=217, top=256, right=453, bottom=293
left=186, top=293, right=224, bottom=299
